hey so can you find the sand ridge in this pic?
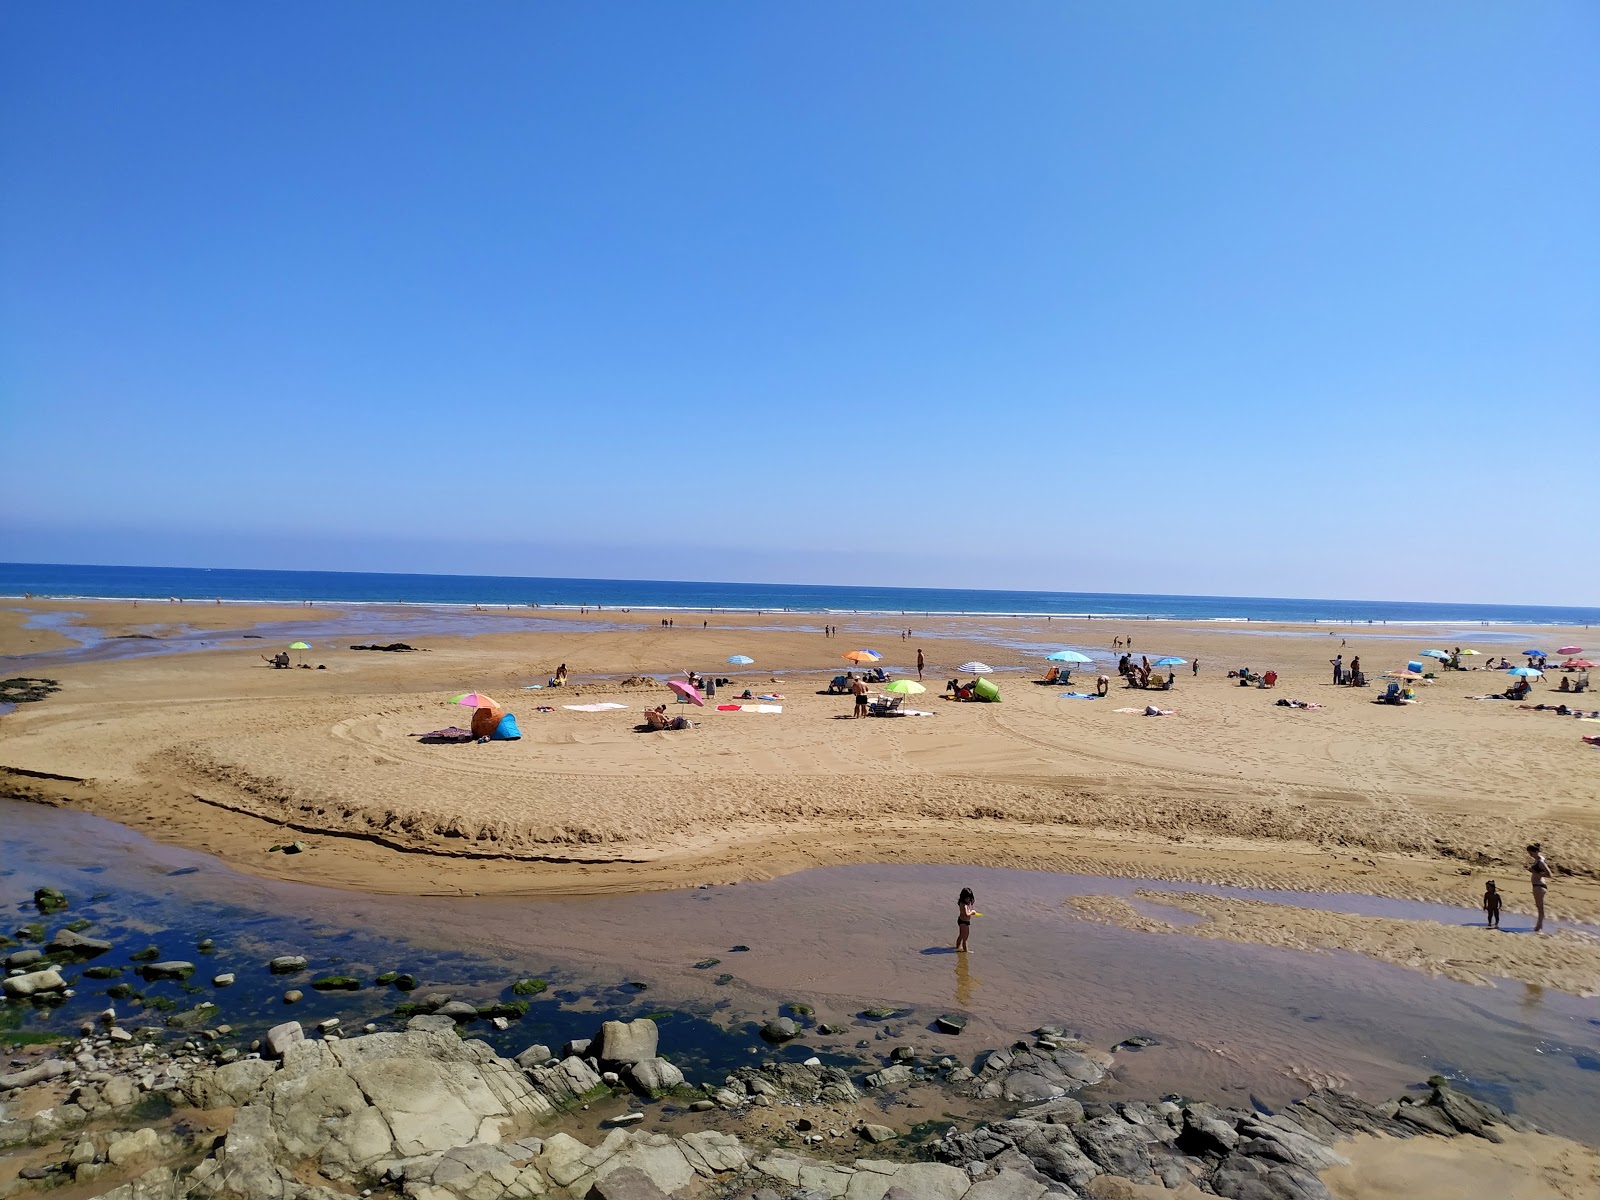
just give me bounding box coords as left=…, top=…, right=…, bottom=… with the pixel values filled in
left=1065, top=890, right=1600, bottom=995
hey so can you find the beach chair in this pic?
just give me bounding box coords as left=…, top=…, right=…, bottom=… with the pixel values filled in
left=869, top=695, right=903, bottom=717
left=1039, top=667, right=1061, bottom=685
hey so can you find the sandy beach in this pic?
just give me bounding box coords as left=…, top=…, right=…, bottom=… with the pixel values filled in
left=3, top=598, right=1597, bottom=999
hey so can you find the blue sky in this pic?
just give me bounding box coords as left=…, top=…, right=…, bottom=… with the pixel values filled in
left=3, top=3, right=1596, bottom=604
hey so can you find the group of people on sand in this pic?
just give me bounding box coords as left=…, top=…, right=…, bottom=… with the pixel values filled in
left=1329, top=654, right=1365, bottom=686
left=1118, top=654, right=1172, bottom=690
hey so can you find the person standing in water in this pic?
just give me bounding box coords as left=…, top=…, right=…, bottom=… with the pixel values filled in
left=956, top=887, right=976, bottom=952
left=1482, top=880, right=1502, bottom=929
left=1528, top=844, right=1552, bottom=932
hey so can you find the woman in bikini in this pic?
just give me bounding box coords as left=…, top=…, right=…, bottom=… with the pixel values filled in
left=956, top=887, right=976, bottom=953
left=1528, top=844, right=1551, bottom=932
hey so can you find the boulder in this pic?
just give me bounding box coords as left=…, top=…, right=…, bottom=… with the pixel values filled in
left=106, top=1126, right=161, bottom=1167
left=761, top=1017, right=801, bottom=1043
left=140, top=960, right=196, bottom=981
left=2, top=966, right=66, bottom=998
left=4, top=948, right=43, bottom=969
left=268, top=955, right=307, bottom=974
left=436, top=1000, right=480, bottom=1021
left=264, top=1021, right=305, bottom=1059
left=626, top=1057, right=685, bottom=1097
left=47, top=928, right=113, bottom=956
left=594, top=1018, right=659, bottom=1066
left=513, top=1044, right=553, bottom=1070
left=0, top=1059, right=69, bottom=1091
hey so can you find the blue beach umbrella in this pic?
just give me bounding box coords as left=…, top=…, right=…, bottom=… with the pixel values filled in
left=1420, top=649, right=1449, bottom=660
left=1152, top=656, right=1186, bottom=667
left=1047, top=650, right=1093, bottom=663
left=726, top=655, right=754, bottom=665
left=1506, top=666, right=1543, bottom=677
left=1523, top=648, right=1548, bottom=658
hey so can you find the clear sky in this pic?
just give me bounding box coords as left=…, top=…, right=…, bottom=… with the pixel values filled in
left=2, top=3, right=1596, bottom=605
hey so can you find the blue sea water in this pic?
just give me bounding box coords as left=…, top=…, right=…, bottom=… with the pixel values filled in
left=2, top=562, right=1594, bottom=626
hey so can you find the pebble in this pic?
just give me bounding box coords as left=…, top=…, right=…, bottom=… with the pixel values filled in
left=282, top=990, right=303, bottom=1004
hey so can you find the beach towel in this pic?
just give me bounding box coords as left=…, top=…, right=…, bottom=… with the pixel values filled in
left=901, top=708, right=936, bottom=717
left=757, top=693, right=785, bottom=701
left=1058, top=692, right=1099, bottom=699
left=410, top=726, right=474, bottom=743
left=562, top=702, right=629, bottom=712
left=716, top=703, right=782, bottom=713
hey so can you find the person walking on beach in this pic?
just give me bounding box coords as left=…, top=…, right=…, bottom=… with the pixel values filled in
left=956, top=887, right=976, bottom=952
left=1482, top=880, right=1502, bottom=929
left=1349, top=655, right=1360, bottom=684
left=1331, top=654, right=1344, bottom=686
left=917, top=648, right=925, bottom=680
left=1529, top=844, right=1552, bottom=932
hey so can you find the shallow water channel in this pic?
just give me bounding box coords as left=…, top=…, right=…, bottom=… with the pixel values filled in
left=3, top=800, right=1598, bottom=1142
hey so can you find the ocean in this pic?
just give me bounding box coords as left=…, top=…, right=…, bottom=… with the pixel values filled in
left=1, top=562, right=1593, bottom=626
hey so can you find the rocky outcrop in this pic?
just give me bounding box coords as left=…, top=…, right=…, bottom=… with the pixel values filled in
left=962, top=1029, right=1111, bottom=1103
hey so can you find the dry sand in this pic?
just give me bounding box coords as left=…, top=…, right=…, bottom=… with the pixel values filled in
left=2, top=600, right=1597, bottom=962
left=1322, top=1131, right=1600, bottom=1200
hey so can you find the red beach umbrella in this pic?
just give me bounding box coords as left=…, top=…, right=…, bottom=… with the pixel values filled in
left=1557, top=646, right=1582, bottom=655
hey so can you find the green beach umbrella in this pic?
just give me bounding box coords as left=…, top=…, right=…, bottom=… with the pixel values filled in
left=884, top=679, right=926, bottom=695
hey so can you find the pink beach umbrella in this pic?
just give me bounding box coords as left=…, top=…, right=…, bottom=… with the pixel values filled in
left=1557, top=646, right=1583, bottom=656
left=666, top=679, right=705, bottom=707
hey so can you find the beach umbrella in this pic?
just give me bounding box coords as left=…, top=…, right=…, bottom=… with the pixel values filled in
left=1460, top=649, right=1480, bottom=655
left=884, top=679, right=926, bottom=695
left=449, top=692, right=498, bottom=708
left=1420, top=649, right=1449, bottom=660
left=1558, top=646, right=1583, bottom=655
left=1523, top=648, right=1548, bottom=658
left=1384, top=669, right=1425, bottom=680
left=843, top=649, right=882, bottom=664
left=1046, top=650, right=1093, bottom=663
left=666, top=679, right=705, bottom=706
left=288, top=640, right=311, bottom=665
left=725, top=655, right=755, bottom=665
left=1505, top=666, right=1543, bottom=677
left=1152, top=656, right=1186, bottom=667
left=1561, top=658, right=1594, bottom=669
left=957, top=661, right=994, bottom=674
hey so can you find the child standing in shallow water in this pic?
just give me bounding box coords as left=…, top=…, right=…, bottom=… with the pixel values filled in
left=956, top=888, right=976, bottom=952
left=1483, top=880, right=1501, bottom=929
